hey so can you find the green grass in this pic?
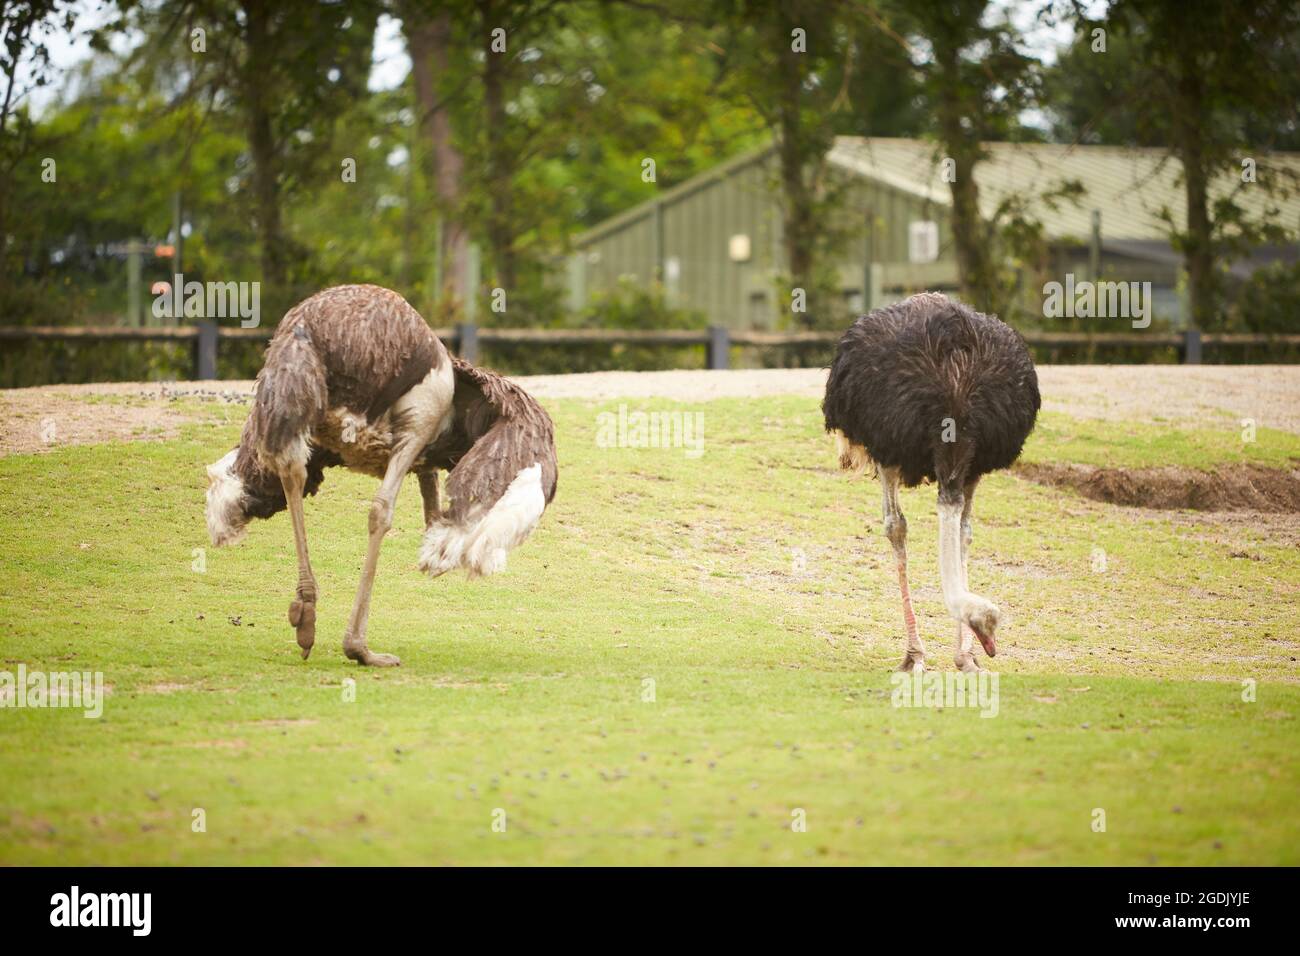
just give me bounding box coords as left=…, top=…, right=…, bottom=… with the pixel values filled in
left=1023, top=410, right=1300, bottom=470
left=1, top=395, right=1297, bottom=865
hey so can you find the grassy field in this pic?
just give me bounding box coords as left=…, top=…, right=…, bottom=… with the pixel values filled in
left=1, top=389, right=1298, bottom=865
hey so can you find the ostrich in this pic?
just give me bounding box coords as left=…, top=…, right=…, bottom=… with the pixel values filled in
left=205, top=284, right=558, bottom=667
left=823, top=292, right=1040, bottom=673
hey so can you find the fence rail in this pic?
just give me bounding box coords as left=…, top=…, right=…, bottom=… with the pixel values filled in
left=3, top=322, right=1299, bottom=380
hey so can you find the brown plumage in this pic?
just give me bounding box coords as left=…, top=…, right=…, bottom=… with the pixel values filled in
left=420, top=358, right=559, bottom=524
left=205, top=284, right=557, bottom=667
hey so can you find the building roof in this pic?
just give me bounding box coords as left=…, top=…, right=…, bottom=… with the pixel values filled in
left=573, top=137, right=1300, bottom=247
left=829, top=137, right=1300, bottom=243
left=572, top=145, right=774, bottom=247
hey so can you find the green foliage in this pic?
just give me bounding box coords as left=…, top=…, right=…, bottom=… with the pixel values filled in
left=0, top=340, right=194, bottom=387
left=1082, top=0, right=1300, bottom=327
left=1232, top=261, right=1300, bottom=335
left=1, top=0, right=1297, bottom=372
left=481, top=280, right=707, bottom=374
left=575, top=279, right=705, bottom=332
left=892, top=0, right=1047, bottom=314
left=1044, top=24, right=1158, bottom=148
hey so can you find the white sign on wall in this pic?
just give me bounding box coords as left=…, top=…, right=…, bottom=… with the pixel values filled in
left=908, top=221, right=939, bottom=264
left=728, top=234, right=751, bottom=263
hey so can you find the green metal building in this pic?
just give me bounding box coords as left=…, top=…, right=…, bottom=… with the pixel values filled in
left=567, top=137, right=1300, bottom=328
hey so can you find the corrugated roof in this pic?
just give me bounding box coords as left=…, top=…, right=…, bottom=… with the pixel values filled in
left=829, top=137, right=1300, bottom=242
left=573, top=136, right=1300, bottom=247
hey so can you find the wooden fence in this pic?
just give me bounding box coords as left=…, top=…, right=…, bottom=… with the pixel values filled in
left=3, top=323, right=1299, bottom=380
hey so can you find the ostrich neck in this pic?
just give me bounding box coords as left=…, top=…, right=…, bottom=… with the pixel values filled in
left=937, top=499, right=971, bottom=617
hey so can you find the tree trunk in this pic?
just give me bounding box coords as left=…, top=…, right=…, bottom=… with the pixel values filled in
left=480, top=0, right=516, bottom=296
left=243, top=1, right=285, bottom=290
left=407, top=7, right=469, bottom=311
left=1172, top=64, right=1216, bottom=331
left=934, top=42, right=997, bottom=313
left=775, top=10, right=816, bottom=328
left=0, top=24, right=21, bottom=278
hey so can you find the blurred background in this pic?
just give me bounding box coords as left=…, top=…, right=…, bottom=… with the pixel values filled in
left=1, top=0, right=1298, bottom=385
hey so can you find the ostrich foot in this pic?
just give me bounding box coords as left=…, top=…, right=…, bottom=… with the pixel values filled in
left=897, top=649, right=926, bottom=672
left=344, top=640, right=401, bottom=667
left=955, top=622, right=985, bottom=672
left=288, top=595, right=316, bottom=660
left=355, top=651, right=401, bottom=667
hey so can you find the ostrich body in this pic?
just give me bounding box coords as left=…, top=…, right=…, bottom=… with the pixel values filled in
left=205, top=284, right=558, bottom=666
left=823, top=292, right=1040, bottom=672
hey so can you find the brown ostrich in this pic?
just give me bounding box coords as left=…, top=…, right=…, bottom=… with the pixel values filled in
left=205, top=284, right=557, bottom=666
left=823, top=292, right=1040, bottom=672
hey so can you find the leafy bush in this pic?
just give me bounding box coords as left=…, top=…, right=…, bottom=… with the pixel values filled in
left=1233, top=261, right=1300, bottom=334
left=477, top=280, right=708, bottom=374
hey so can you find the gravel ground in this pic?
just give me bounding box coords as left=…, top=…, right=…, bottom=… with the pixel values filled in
left=2, top=365, right=1298, bottom=455
left=521, top=365, right=1300, bottom=436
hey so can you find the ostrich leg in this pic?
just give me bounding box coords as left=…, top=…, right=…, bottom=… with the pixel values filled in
left=417, top=469, right=441, bottom=529
left=280, top=463, right=318, bottom=660
left=954, top=478, right=981, bottom=672
left=882, top=467, right=925, bottom=671
left=938, top=482, right=999, bottom=660
left=341, top=440, right=427, bottom=667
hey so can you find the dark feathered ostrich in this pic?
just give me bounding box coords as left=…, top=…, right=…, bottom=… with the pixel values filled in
left=205, top=284, right=558, bottom=666
left=823, top=292, right=1040, bottom=672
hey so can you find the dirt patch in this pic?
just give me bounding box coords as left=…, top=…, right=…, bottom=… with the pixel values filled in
left=1035, top=365, right=1300, bottom=435
left=2, top=366, right=1298, bottom=456
left=1017, top=461, right=1300, bottom=513
left=0, top=381, right=251, bottom=456
left=1164, top=508, right=1300, bottom=551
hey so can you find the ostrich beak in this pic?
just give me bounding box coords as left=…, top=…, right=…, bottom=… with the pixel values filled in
left=964, top=601, right=1000, bottom=658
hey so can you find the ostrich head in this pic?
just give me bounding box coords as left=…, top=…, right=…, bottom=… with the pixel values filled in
left=205, top=448, right=250, bottom=546
left=962, top=596, right=1000, bottom=657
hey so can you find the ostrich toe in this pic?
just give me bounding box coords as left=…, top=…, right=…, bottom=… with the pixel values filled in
left=897, top=649, right=926, bottom=673
left=289, top=598, right=316, bottom=658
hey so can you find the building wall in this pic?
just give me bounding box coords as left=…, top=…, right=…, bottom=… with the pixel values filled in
left=573, top=152, right=964, bottom=328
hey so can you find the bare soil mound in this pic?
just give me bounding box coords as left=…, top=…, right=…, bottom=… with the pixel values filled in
left=1016, top=462, right=1300, bottom=513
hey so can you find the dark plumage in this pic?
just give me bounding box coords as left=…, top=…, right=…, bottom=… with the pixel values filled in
left=824, top=292, right=1040, bottom=496
left=822, top=292, right=1040, bottom=672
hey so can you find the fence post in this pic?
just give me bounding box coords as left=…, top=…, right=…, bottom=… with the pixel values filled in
left=706, top=325, right=730, bottom=370
left=195, top=321, right=218, bottom=379
left=457, top=322, right=479, bottom=364
left=1183, top=328, right=1202, bottom=365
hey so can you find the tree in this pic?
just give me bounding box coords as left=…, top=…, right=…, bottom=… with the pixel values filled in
left=0, top=0, right=77, bottom=287
left=1086, top=0, right=1300, bottom=330
left=710, top=0, right=856, bottom=328
left=104, top=0, right=379, bottom=304
left=897, top=0, right=1042, bottom=314
left=404, top=2, right=469, bottom=313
